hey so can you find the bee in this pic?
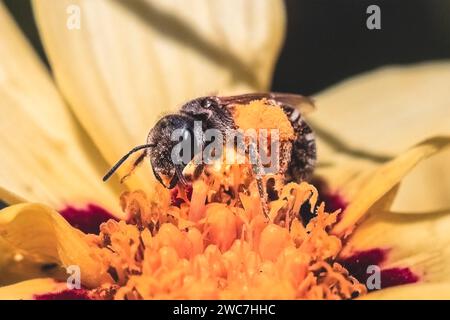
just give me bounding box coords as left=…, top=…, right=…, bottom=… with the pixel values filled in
left=103, top=93, right=316, bottom=217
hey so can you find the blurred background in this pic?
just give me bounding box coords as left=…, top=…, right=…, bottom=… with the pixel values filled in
left=4, top=0, right=450, bottom=95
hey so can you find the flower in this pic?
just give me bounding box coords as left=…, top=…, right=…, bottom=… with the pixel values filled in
left=0, top=0, right=449, bottom=300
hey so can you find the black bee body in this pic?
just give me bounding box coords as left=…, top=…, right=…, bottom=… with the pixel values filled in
left=104, top=93, right=317, bottom=204
left=185, top=94, right=316, bottom=179
left=280, top=104, right=317, bottom=182
left=179, top=96, right=236, bottom=135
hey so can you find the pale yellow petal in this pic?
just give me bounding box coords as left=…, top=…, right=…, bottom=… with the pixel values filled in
left=0, top=238, right=65, bottom=286
left=0, top=3, right=122, bottom=216
left=0, top=203, right=109, bottom=288
left=311, top=62, right=450, bottom=212
left=333, top=137, right=450, bottom=235
left=32, top=0, right=285, bottom=195
left=0, top=278, right=68, bottom=300
left=392, top=147, right=450, bottom=213
left=341, top=209, right=450, bottom=283
left=312, top=62, right=450, bottom=155
left=361, top=282, right=450, bottom=300
left=0, top=187, right=25, bottom=206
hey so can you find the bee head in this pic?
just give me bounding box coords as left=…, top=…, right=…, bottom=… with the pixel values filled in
left=147, top=114, right=197, bottom=189
left=102, top=114, right=198, bottom=189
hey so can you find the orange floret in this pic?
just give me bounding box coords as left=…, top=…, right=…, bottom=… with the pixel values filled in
left=85, top=160, right=366, bottom=300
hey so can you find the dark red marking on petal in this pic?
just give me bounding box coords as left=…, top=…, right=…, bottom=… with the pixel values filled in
left=380, top=267, right=419, bottom=288
left=34, top=289, right=91, bottom=300
left=321, top=192, right=348, bottom=217
left=299, top=177, right=348, bottom=225
left=311, top=177, right=348, bottom=214
left=339, top=248, right=388, bottom=281
left=60, top=204, right=117, bottom=234
left=338, top=248, right=419, bottom=290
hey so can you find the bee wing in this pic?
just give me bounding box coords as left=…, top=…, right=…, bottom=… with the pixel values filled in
left=217, top=92, right=315, bottom=115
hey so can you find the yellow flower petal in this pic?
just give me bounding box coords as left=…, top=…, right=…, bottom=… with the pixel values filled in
left=0, top=203, right=109, bottom=288
left=0, top=278, right=69, bottom=300
left=311, top=62, right=450, bottom=212
left=333, top=136, right=450, bottom=235
left=0, top=238, right=65, bottom=286
left=0, top=187, right=25, bottom=206
left=392, top=147, right=450, bottom=213
left=313, top=62, right=450, bottom=155
left=361, top=282, right=450, bottom=300
left=32, top=0, right=285, bottom=194
left=341, top=208, right=450, bottom=284
left=0, top=3, right=122, bottom=216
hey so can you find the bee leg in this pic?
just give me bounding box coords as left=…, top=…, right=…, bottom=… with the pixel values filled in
left=248, top=141, right=270, bottom=220
left=256, top=176, right=270, bottom=220
left=176, top=166, right=189, bottom=186
left=181, top=138, right=205, bottom=183
left=119, top=151, right=147, bottom=183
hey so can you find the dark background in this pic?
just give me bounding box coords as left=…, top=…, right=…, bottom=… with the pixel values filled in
left=4, top=0, right=450, bottom=95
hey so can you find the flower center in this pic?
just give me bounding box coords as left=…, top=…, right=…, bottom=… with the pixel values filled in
left=83, top=166, right=366, bottom=300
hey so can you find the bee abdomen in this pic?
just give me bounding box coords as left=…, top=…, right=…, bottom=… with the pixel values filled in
left=282, top=106, right=317, bottom=182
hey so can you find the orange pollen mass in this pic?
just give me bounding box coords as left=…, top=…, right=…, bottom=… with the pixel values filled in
left=231, top=99, right=295, bottom=141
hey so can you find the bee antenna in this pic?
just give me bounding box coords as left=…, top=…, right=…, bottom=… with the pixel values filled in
left=102, top=144, right=155, bottom=182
